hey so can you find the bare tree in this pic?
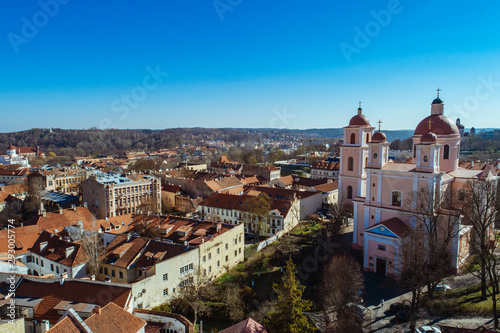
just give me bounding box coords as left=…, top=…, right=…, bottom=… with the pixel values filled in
left=404, top=186, right=461, bottom=299
left=136, top=196, right=160, bottom=216
left=224, top=283, right=245, bottom=323
left=241, top=195, right=272, bottom=243
left=319, top=255, right=364, bottom=333
left=25, top=175, right=46, bottom=217
left=395, top=227, right=428, bottom=333
left=81, top=216, right=105, bottom=277
left=289, top=201, right=302, bottom=234
left=69, top=215, right=105, bottom=278
left=327, top=198, right=352, bottom=238
left=461, top=179, right=499, bottom=327
left=171, top=266, right=213, bottom=329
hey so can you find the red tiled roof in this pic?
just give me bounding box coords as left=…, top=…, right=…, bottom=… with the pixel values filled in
left=100, top=235, right=149, bottom=269
left=31, top=230, right=88, bottom=267
left=313, top=181, right=338, bottom=193
left=244, top=186, right=319, bottom=200
left=15, top=277, right=132, bottom=324
left=85, top=302, right=146, bottom=332
left=220, top=318, right=268, bottom=333
left=312, top=161, right=340, bottom=170
left=134, top=308, right=194, bottom=333
left=46, top=316, right=85, bottom=333
left=162, top=184, right=183, bottom=193
left=368, top=217, right=410, bottom=238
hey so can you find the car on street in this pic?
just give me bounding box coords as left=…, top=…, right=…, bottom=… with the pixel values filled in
left=416, top=326, right=442, bottom=333
left=395, top=310, right=418, bottom=322
left=346, top=302, right=367, bottom=318
left=389, top=300, right=410, bottom=313
left=435, top=283, right=451, bottom=291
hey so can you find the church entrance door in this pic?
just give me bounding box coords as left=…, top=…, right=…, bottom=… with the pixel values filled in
left=376, top=258, right=387, bottom=276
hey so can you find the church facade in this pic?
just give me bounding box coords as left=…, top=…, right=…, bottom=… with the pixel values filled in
left=338, top=94, right=497, bottom=277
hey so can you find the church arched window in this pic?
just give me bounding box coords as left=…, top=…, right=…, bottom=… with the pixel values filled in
left=348, top=157, right=354, bottom=171
left=347, top=186, right=353, bottom=199
left=350, top=133, right=356, bottom=144
left=366, top=133, right=370, bottom=143
left=443, top=144, right=450, bottom=159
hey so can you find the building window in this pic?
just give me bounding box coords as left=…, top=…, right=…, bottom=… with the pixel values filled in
left=225, top=255, right=229, bottom=262
left=41, top=260, right=44, bottom=267
left=391, top=191, right=402, bottom=207
left=348, top=157, right=354, bottom=171
left=163, top=288, right=168, bottom=296
left=180, top=263, right=194, bottom=274
left=443, top=144, right=450, bottom=159
left=208, top=253, right=212, bottom=260
left=350, top=133, right=356, bottom=144
left=373, top=153, right=378, bottom=160
left=217, top=260, right=220, bottom=267
left=119, top=271, right=123, bottom=279
left=225, top=243, right=228, bottom=250
left=104, top=267, right=108, bottom=275
left=202, top=255, right=206, bottom=263
left=163, top=273, right=168, bottom=281
left=423, top=155, right=429, bottom=163
left=51, top=264, right=54, bottom=271
left=26, top=255, right=32, bottom=263
left=457, top=189, right=466, bottom=201
left=347, top=186, right=353, bottom=199
left=56, top=266, right=59, bottom=274
left=111, top=270, right=115, bottom=277
left=378, top=245, right=386, bottom=251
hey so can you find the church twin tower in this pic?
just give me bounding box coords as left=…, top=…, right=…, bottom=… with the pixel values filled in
left=339, top=94, right=461, bottom=204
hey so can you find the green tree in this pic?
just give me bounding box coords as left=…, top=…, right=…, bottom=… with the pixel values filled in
left=248, top=156, right=258, bottom=165
left=265, top=258, right=315, bottom=333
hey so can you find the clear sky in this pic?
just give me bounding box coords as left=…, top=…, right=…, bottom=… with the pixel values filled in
left=1, top=0, right=499, bottom=132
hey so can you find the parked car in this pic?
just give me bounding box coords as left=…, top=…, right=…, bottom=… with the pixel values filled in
left=346, top=302, right=367, bottom=318
left=435, top=283, right=451, bottom=291
left=416, top=326, right=442, bottom=333
left=395, top=310, right=418, bottom=321
left=389, top=300, right=410, bottom=313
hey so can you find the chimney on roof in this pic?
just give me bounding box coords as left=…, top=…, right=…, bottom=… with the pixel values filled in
left=83, top=202, right=88, bottom=208
left=471, top=160, right=474, bottom=168
left=72, top=204, right=76, bottom=211
left=91, top=306, right=101, bottom=315
left=60, top=277, right=65, bottom=285
left=59, top=206, right=64, bottom=215
left=65, top=246, right=75, bottom=258
left=184, top=241, right=189, bottom=249
left=40, top=241, right=48, bottom=251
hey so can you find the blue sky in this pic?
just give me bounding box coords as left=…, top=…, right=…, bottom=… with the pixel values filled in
left=1, top=0, right=499, bottom=132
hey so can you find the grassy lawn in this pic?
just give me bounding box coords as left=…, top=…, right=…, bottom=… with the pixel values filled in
left=423, top=283, right=499, bottom=316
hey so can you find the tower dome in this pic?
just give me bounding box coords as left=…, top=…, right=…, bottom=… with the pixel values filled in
left=349, top=104, right=371, bottom=127
left=414, top=93, right=459, bottom=136
left=371, top=131, right=387, bottom=143
left=421, top=131, right=438, bottom=143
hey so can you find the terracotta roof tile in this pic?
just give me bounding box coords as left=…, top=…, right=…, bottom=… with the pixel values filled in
left=220, top=318, right=268, bottom=333
left=15, top=277, right=132, bottom=324
left=85, top=302, right=146, bottom=332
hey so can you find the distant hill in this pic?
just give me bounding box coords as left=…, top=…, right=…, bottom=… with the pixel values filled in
left=296, top=128, right=414, bottom=141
